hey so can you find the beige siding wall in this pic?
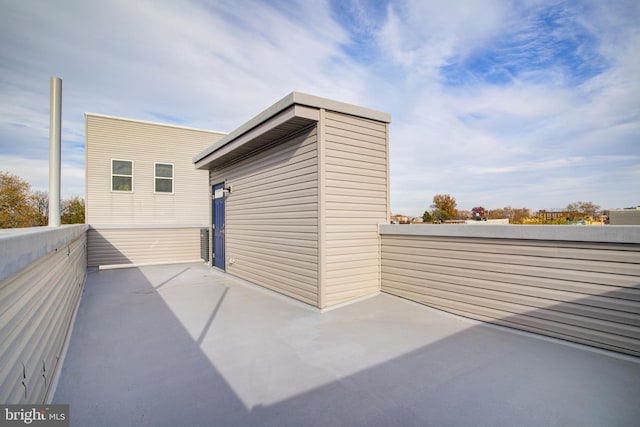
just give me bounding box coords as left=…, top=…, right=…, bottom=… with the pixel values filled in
left=0, top=228, right=86, bottom=403
left=86, top=114, right=224, bottom=225
left=322, top=111, right=388, bottom=307
left=381, top=232, right=640, bottom=356
left=86, top=115, right=224, bottom=266
left=210, top=127, right=319, bottom=305
left=87, top=227, right=202, bottom=267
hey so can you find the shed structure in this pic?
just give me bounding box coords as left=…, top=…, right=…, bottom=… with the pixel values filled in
left=86, top=114, right=225, bottom=267
left=194, top=92, right=391, bottom=309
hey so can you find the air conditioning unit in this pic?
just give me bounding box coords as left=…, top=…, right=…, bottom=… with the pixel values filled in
left=200, top=228, right=209, bottom=262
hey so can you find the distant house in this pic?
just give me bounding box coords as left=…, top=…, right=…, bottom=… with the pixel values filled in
left=390, top=214, right=410, bottom=224
left=194, top=92, right=391, bottom=308
left=537, top=209, right=576, bottom=221
left=85, top=114, right=225, bottom=267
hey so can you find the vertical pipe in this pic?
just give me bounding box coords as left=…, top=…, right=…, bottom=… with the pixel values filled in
left=49, top=77, right=62, bottom=227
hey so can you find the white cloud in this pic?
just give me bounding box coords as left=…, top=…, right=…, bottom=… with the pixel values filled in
left=0, top=154, right=84, bottom=198
left=378, top=0, right=509, bottom=72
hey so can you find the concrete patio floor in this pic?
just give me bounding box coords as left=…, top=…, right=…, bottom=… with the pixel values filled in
left=53, top=263, right=640, bottom=426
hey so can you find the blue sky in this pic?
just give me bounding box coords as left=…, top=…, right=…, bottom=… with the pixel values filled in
left=0, top=0, right=638, bottom=215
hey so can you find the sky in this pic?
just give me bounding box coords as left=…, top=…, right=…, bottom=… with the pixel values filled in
left=0, top=0, right=638, bottom=216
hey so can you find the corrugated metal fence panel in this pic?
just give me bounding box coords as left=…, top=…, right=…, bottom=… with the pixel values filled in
left=86, top=114, right=224, bottom=226
left=0, top=231, right=87, bottom=403
left=380, top=234, right=640, bottom=356
left=87, top=227, right=202, bottom=267
left=323, top=111, right=388, bottom=307
left=211, top=127, right=319, bottom=306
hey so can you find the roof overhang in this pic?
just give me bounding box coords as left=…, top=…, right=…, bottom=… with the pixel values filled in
left=193, top=92, right=391, bottom=170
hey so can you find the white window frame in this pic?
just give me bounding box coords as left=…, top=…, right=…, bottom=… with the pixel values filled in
left=154, top=162, right=174, bottom=194
left=111, top=159, right=134, bottom=193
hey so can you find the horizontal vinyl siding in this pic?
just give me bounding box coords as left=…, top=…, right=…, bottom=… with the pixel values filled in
left=323, top=111, right=387, bottom=307
left=0, top=231, right=86, bottom=403
left=211, top=127, right=319, bottom=306
left=87, top=228, right=202, bottom=267
left=86, top=115, right=224, bottom=225
left=381, top=234, right=640, bottom=356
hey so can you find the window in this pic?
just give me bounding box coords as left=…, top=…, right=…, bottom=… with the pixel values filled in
left=112, top=159, right=133, bottom=192
left=154, top=162, right=174, bottom=193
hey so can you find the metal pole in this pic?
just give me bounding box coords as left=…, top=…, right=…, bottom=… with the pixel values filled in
left=48, top=77, right=62, bottom=227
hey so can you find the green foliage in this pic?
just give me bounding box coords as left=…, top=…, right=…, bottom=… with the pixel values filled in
left=61, top=196, right=85, bottom=224
left=523, top=215, right=569, bottom=225
left=431, top=194, right=458, bottom=219
left=31, top=190, right=49, bottom=226
left=487, top=207, right=531, bottom=224
left=0, top=171, right=37, bottom=228
left=423, top=198, right=602, bottom=226
left=431, top=208, right=452, bottom=222
left=423, top=209, right=454, bottom=223
left=0, top=171, right=85, bottom=228
left=423, top=194, right=458, bottom=222
left=114, top=182, right=131, bottom=191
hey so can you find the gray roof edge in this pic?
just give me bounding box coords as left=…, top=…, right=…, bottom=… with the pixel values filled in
left=379, top=223, right=640, bottom=244
left=193, top=92, right=296, bottom=163
left=193, top=91, right=391, bottom=164
left=290, top=92, right=391, bottom=123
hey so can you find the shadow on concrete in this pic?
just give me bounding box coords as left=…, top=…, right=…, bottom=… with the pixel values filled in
left=54, top=264, right=640, bottom=427
left=197, top=287, right=228, bottom=346
left=53, top=265, right=245, bottom=426
left=248, top=314, right=640, bottom=427
left=242, top=283, right=640, bottom=427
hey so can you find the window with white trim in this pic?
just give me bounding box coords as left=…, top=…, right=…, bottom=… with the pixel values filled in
left=154, top=162, right=174, bottom=193
left=111, top=159, right=133, bottom=192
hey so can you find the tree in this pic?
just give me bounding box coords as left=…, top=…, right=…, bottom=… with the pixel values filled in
left=566, top=201, right=600, bottom=220
left=471, top=206, right=486, bottom=220
left=31, top=190, right=49, bottom=226
left=431, top=208, right=452, bottom=222
left=61, top=196, right=85, bottom=224
left=431, top=194, right=458, bottom=219
left=455, top=209, right=471, bottom=220
left=487, top=206, right=532, bottom=223
left=0, top=171, right=37, bottom=228
left=0, top=172, right=85, bottom=228
left=510, top=208, right=532, bottom=224
left=423, top=194, right=459, bottom=223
